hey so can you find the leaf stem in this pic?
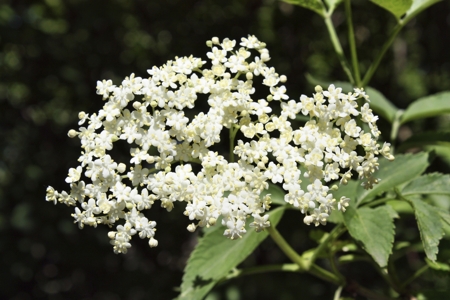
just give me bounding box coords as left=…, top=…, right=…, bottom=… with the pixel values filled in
left=361, top=23, right=403, bottom=87
left=323, top=14, right=355, bottom=85
left=310, top=223, right=346, bottom=264
left=344, top=0, right=361, bottom=86
left=219, top=263, right=301, bottom=283
left=266, top=225, right=306, bottom=269
left=266, top=226, right=344, bottom=285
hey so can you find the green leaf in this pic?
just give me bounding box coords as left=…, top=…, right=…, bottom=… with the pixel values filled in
left=343, top=205, right=396, bottom=267
left=402, top=173, right=450, bottom=196
left=324, top=0, right=343, bottom=13
left=261, top=183, right=287, bottom=206
left=178, top=206, right=285, bottom=300
left=281, top=0, right=325, bottom=16
left=409, top=197, right=444, bottom=261
left=397, top=131, right=450, bottom=153
left=357, top=152, right=430, bottom=205
left=305, top=75, right=398, bottom=123
left=402, top=0, right=442, bottom=24
left=439, top=210, right=450, bottom=226
left=370, top=0, right=412, bottom=20
left=401, top=91, right=450, bottom=124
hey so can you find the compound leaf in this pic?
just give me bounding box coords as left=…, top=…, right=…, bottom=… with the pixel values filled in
left=344, top=205, right=396, bottom=267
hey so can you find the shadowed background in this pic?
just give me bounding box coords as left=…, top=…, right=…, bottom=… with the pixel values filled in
left=1, top=0, right=450, bottom=299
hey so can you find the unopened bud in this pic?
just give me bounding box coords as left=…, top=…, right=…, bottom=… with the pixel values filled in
left=149, top=238, right=158, bottom=248
left=117, top=163, right=126, bottom=173
left=68, top=129, right=78, bottom=138
left=133, top=101, right=141, bottom=109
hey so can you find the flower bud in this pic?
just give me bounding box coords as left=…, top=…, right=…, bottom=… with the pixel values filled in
left=187, top=223, right=196, bottom=232
left=67, top=129, right=78, bottom=138
left=149, top=238, right=158, bottom=248
left=132, top=101, right=141, bottom=109
left=117, top=163, right=126, bottom=173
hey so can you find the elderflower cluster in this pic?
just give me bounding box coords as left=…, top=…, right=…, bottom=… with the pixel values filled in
left=46, top=35, right=393, bottom=254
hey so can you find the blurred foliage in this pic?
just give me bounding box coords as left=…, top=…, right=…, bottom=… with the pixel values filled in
left=0, top=0, right=449, bottom=299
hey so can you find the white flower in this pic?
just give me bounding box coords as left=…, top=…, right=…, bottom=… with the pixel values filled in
left=47, top=34, right=393, bottom=254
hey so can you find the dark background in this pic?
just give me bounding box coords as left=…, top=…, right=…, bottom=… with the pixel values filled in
left=1, top=0, right=450, bottom=299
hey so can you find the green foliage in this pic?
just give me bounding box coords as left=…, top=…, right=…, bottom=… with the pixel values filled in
left=403, top=0, right=443, bottom=24
left=402, top=173, right=450, bottom=196
left=344, top=205, right=396, bottom=267
left=324, top=0, right=343, bottom=13
left=409, top=197, right=445, bottom=261
left=281, top=0, right=325, bottom=16
left=3, top=0, right=449, bottom=299
left=178, top=207, right=285, bottom=300
left=370, top=0, right=413, bottom=20
left=401, top=91, right=450, bottom=124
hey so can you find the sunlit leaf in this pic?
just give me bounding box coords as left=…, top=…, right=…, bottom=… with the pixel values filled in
left=370, top=0, right=412, bottom=20
left=357, top=152, right=430, bottom=205
left=178, top=206, right=285, bottom=300
left=401, top=91, right=450, bottom=124
left=344, top=205, right=395, bottom=267
left=409, top=197, right=444, bottom=261
left=281, top=0, right=325, bottom=16
left=402, top=0, right=442, bottom=24
left=402, top=173, right=450, bottom=196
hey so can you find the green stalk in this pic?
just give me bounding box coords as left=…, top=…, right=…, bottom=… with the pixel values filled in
left=344, top=0, right=361, bottom=86
left=266, top=226, right=343, bottom=285
left=219, top=263, right=301, bottom=283
left=324, top=14, right=355, bottom=85
left=266, top=225, right=306, bottom=269
left=361, top=23, right=403, bottom=87
left=309, top=223, right=346, bottom=265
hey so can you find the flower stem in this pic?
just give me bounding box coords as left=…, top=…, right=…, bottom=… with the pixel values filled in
left=323, top=14, right=355, bottom=85
left=344, top=0, right=361, bottom=86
